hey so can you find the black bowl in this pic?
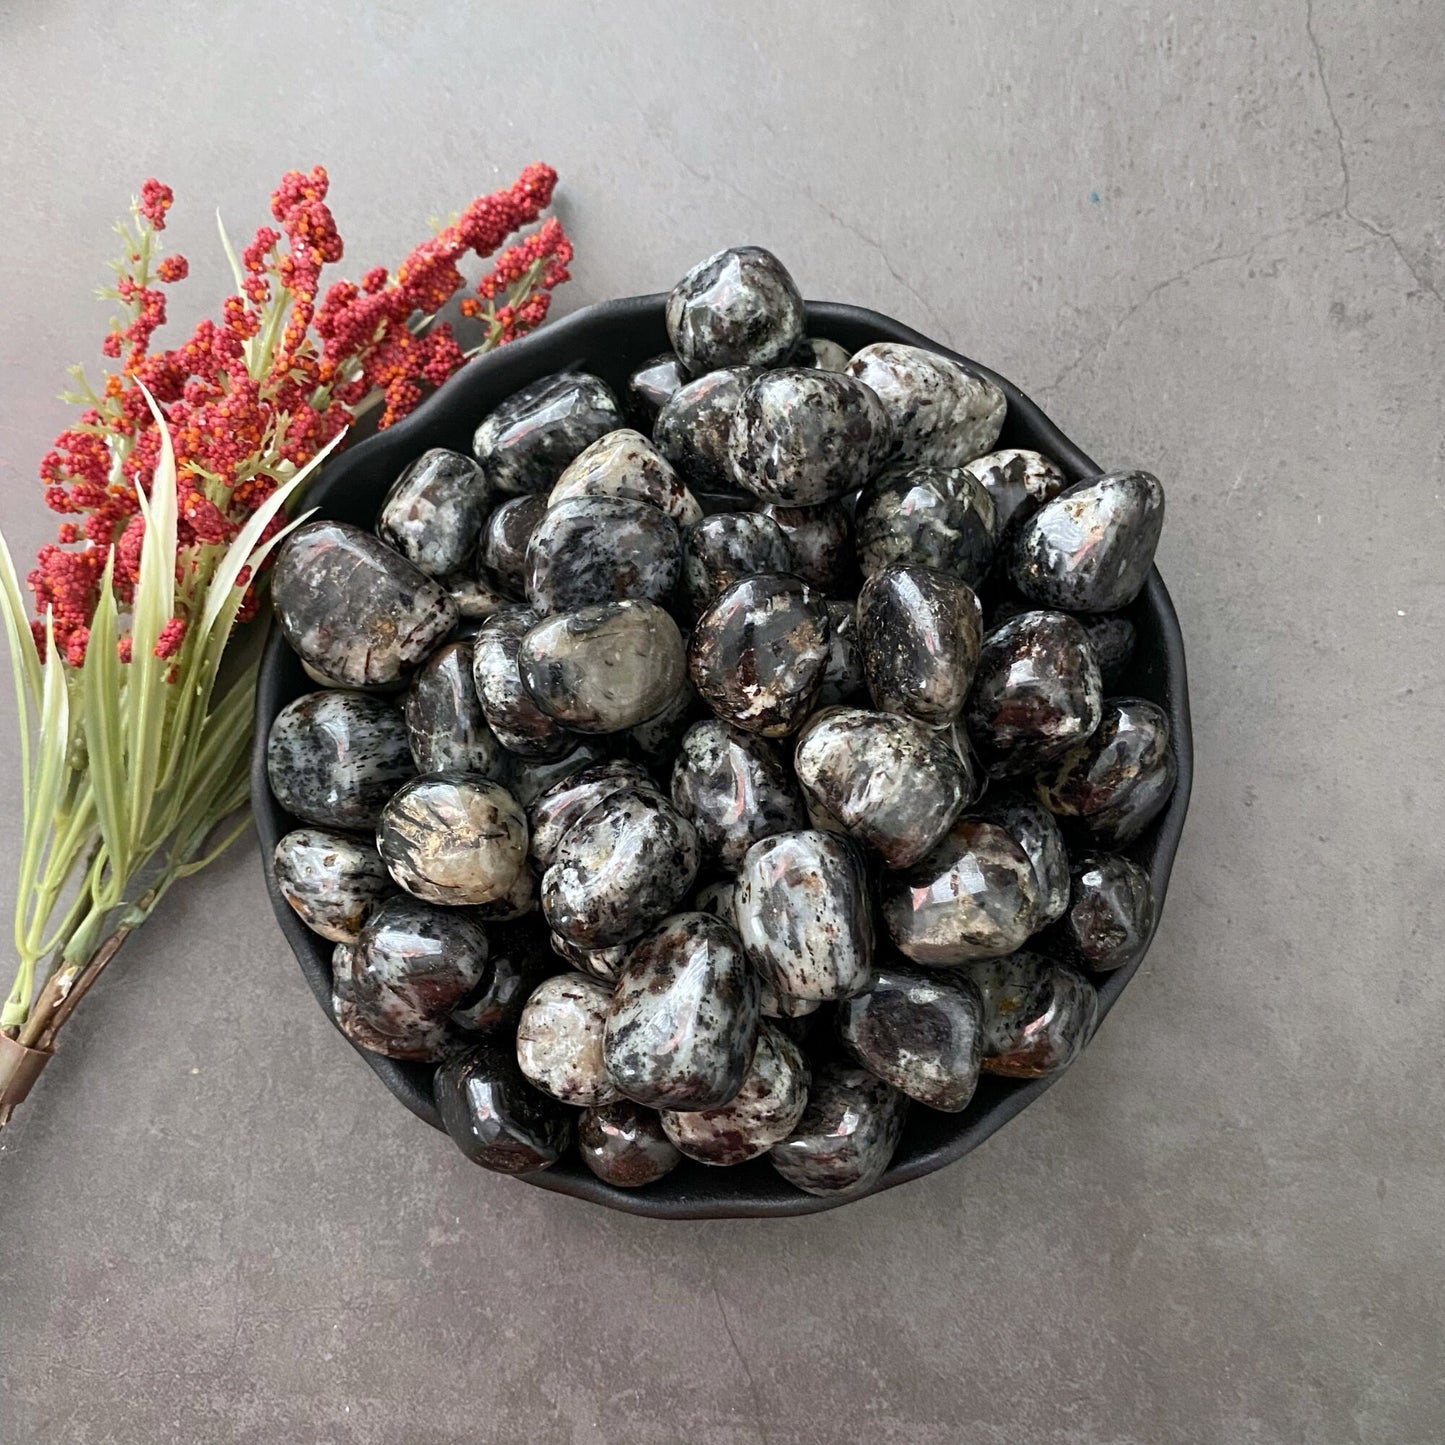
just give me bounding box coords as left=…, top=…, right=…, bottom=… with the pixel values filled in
left=252, top=295, right=1193, bottom=1219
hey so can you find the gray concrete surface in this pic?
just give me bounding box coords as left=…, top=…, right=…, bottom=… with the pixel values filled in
left=1, top=2, right=1442, bottom=1441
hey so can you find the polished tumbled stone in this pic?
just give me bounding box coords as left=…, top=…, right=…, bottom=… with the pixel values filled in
left=377, top=447, right=491, bottom=578
left=471, top=608, right=578, bottom=759
left=817, top=601, right=866, bottom=706
left=502, top=737, right=613, bottom=808
left=579, top=1100, right=683, bottom=1189
left=515, top=974, right=620, bottom=1106
left=761, top=502, right=852, bottom=593
left=969, top=789, right=1072, bottom=930
left=528, top=760, right=653, bottom=869
left=471, top=371, right=621, bottom=496
left=548, top=931, right=631, bottom=983
left=665, top=245, right=805, bottom=372
left=436, top=1041, right=574, bottom=1174
left=770, top=1063, right=908, bottom=1197
left=524, top=495, right=682, bottom=616
left=682, top=510, right=795, bottom=615
left=969, top=951, right=1098, bottom=1078
left=272, top=828, right=392, bottom=943
left=854, top=464, right=997, bottom=585
left=792, top=336, right=851, bottom=372
left=653, top=366, right=760, bottom=493
left=479, top=493, right=549, bottom=598
left=1059, top=852, right=1155, bottom=972
left=403, top=640, right=503, bottom=776
left=354, top=893, right=489, bottom=1020
left=549, top=428, right=702, bottom=526
left=625, top=353, right=692, bottom=432
left=450, top=919, right=554, bottom=1035
left=962, top=447, right=1069, bottom=542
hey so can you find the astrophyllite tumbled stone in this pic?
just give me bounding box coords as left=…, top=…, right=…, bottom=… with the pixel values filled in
left=272, top=828, right=392, bottom=943
left=760, top=503, right=851, bottom=593
left=479, top=493, right=548, bottom=599
left=377, top=447, right=491, bottom=579
left=519, top=600, right=686, bottom=733
left=334, top=938, right=449, bottom=1061
left=403, top=641, right=502, bottom=776
left=838, top=962, right=983, bottom=1112
left=527, top=760, right=653, bottom=869
left=970, top=790, right=1071, bottom=930
left=665, top=246, right=805, bottom=373
left=882, top=820, right=1039, bottom=964
left=267, top=691, right=415, bottom=830
left=354, top=894, right=489, bottom=1019
left=728, top=369, right=891, bottom=505
left=817, top=602, right=865, bottom=706
left=471, top=609, right=577, bottom=759
left=450, top=918, right=553, bottom=1035
left=1059, top=853, right=1155, bottom=972
left=1010, top=470, right=1165, bottom=613
left=689, top=574, right=831, bottom=737
left=846, top=342, right=1006, bottom=469
left=660, top=1022, right=809, bottom=1165
left=542, top=786, right=700, bottom=948
left=603, top=911, right=760, bottom=1110
left=626, top=353, right=692, bottom=432
left=271, top=521, right=457, bottom=687
left=792, top=708, right=968, bottom=869
left=524, top=496, right=682, bottom=617
left=735, top=831, right=873, bottom=1002
left=858, top=565, right=982, bottom=728
left=579, top=1100, right=683, bottom=1188
left=549, top=932, right=630, bottom=982
left=471, top=371, right=621, bottom=496
left=962, top=448, right=1069, bottom=542
left=549, top=428, right=703, bottom=526
left=436, top=1041, right=574, bottom=1174
left=670, top=721, right=807, bottom=872
left=376, top=774, right=529, bottom=909
left=770, top=1064, right=908, bottom=1196
left=1034, top=697, right=1177, bottom=844
left=682, top=511, right=795, bottom=616
left=503, top=738, right=612, bottom=808
left=853, top=465, right=997, bottom=586
left=653, top=366, right=760, bottom=493
left=515, top=974, right=619, bottom=1106
left=793, top=337, right=851, bottom=372
left=965, top=611, right=1103, bottom=776
left=969, top=951, right=1098, bottom=1078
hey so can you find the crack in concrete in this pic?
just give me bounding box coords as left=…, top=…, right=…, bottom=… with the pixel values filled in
left=709, top=1275, right=770, bottom=1445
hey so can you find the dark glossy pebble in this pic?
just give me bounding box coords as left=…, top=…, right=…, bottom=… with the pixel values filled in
left=962, top=448, right=1069, bottom=542
left=335, top=992, right=449, bottom=1062
left=470, top=861, right=538, bottom=923
left=1059, top=852, right=1155, bottom=972
left=272, top=828, right=391, bottom=943
left=267, top=690, right=414, bottom=829
left=451, top=919, right=553, bottom=1034
left=969, top=951, right=1098, bottom=1077
left=528, top=760, right=653, bottom=869
left=604, top=911, right=760, bottom=1110
left=793, top=707, right=967, bottom=868
left=770, top=1064, right=908, bottom=1197
left=689, top=574, right=831, bottom=737
left=761, top=502, right=852, bottom=593
left=579, top=1101, right=683, bottom=1188
left=969, top=790, right=1071, bottom=929
left=623, top=676, right=701, bottom=767
left=550, top=428, right=702, bottom=526
left=817, top=601, right=866, bottom=706
left=516, top=974, right=619, bottom=1106
left=503, top=737, right=613, bottom=809
left=444, top=571, right=512, bottom=625
left=660, top=1022, right=809, bottom=1164
left=792, top=337, right=851, bottom=372
left=854, top=465, right=997, bottom=585
left=728, top=369, right=891, bottom=505
left=377, top=447, right=490, bottom=578
left=1010, top=470, right=1165, bottom=613
left=966, top=611, right=1103, bottom=776
left=436, top=1041, right=573, bottom=1174
left=403, top=640, right=503, bottom=776
left=471, top=609, right=577, bottom=759
left=847, top=342, right=1006, bottom=468
left=1080, top=613, right=1138, bottom=689
left=1034, top=697, right=1177, bottom=844
left=354, top=894, right=488, bottom=1019
left=666, top=245, right=805, bottom=372
left=671, top=720, right=807, bottom=872
left=626, top=352, right=692, bottom=431
left=520, top=599, right=687, bottom=733
left=838, top=962, right=983, bottom=1112
left=549, top=932, right=631, bottom=982
left=693, top=881, right=819, bottom=1020
left=272, top=520, right=457, bottom=687
left=542, top=786, right=700, bottom=948
left=479, top=493, right=549, bottom=598
left=525, top=495, right=682, bottom=616
left=653, top=365, right=759, bottom=492
left=682, top=511, right=795, bottom=616
left=735, top=830, right=874, bottom=1001
left=859, top=565, right=981, bottom=728
left=471, top=370, right=621, bottom=496
left=882, top=819, right=1039, bottom=964
left=377, top=774, right=528, bottom=908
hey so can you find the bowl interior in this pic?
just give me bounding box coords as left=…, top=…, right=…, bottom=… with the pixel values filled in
left=251, top=296, right=1193, bottom=1219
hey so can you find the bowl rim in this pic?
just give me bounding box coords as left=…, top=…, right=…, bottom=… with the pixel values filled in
left=251, top=293, right=1194, bottom=1219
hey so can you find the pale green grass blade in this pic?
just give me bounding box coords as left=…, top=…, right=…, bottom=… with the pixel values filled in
left=81, top=551, right=130, bottom=882
left=0, top=528, right=43, bottom=707
left=18, top=614, right=73, bottom=959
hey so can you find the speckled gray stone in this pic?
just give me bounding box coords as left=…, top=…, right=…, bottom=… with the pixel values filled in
left=578, top=1101, right=682, bottom=1189
left=665, top=246, right=805, bottom=372
left=760, top=502, right=852, bottom=592
left=693, top=878, right=739, bottom=928
left=622, top=676, right=701, bottom=766
left=524, top=495, right=682, bottom=616
left=770, top=1063, right=908, bottom=1196
left=528, top=760, right=653, bottom=869
left=272, top=828, right=392, bottom=943
left=515, top=974, right=619, bottom=1106
left=682, top=510, right=795, bottom=615
left=961, top=447, right=1069, bottom=542
left=625, top=353, right=691, bottom=432
left=549, top=427, right=702, bottom=525
left=377, top=447, right=490, bottom=578
left=854, top=464, right=997, bottom=584
left=471, top=608, right=577, bottom=759
left=548, top=931, right=631, bottom=983
left=334, top=991, right=450, bottom=1062
left=403, top=640, right=504, bottom=776
left=969, top=790, right=1072, bottom=930
left=1058, top=852, right=1155, bottom=972
left=353, top=893, right=489, bottom=1020
left=792, top=337, right=851, bottom=372
left=479, top=493, right=549, bottom=599
left=652, top=365, right=760, bottom=492
left=468, top=859, right=538, bottom=922
left=442, top=571, right=513, bottom=624
left=968, top=951, right=1098, bottom=1078
left=471, top=371, right=621, bottom=496
left=435, top=1041, right=574, bottom=1174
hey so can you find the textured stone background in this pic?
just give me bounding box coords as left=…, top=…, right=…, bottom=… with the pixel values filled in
left=1, top=3, right=1442, bottom=1442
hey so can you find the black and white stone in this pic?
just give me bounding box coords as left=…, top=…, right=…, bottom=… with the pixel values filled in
left=471, top=608, right=578, bottom=759
left=653, top=366, right=760, bottom=493
left=1010, top=470, right=1166, bottom=613
left=965, top=611, right=1103, bottom=776
left=377, top=447, right=490, bottom=579
left=660, top=1021, right=809, bottom=1164
left=858, top=564, right=982, bottom=728
left=435, top=1041, right=574, bottom=1173
left=542, top=786, right=700, bottom=948
left=376, top=773, right=529, bottom=909
left=670, top=720, right=807, bottom=872
left=626, top=353, right=692, bottom=432
left=761, top=502, right=852, bottom=593
left=1057, top=852, right=1155, bottom=972
left=603, top=911, right=760, bottom=1110
left=451, top=918, right=554, bottom=1035
left=682, top=511, right=795, bottom=616
left=728, top=369, right=891, bottom=505
left=792, top=337, right=851, bottom=372
left=354, top=893, right=489, bottom=1019
left=854, top=464, right=997, bottom=585
left=846, top=342, right=1006, bottom=469
left=519, top=599, right=687, bottom=733
left=479, top=493, right=549, bottom=598
left=792, top=707, right=968, bottom=868
left=471, top=371, right=621, bottom=496
left=688, top=573, right=831, bottom=737
left=550, top=428, right=702, bottom=526
left=528, top=760, right=653, bottom=869
left=881, top=819, right=1039, bottom=964
left=549, top=931, right=631, bottom=983
left=770, top=1063, right=908, bottom=1196
left=816, top=601, right=866, bottom=706
left=735, top=830, right=874, bottom=1001
left=502, top=737, right=613, bottom=808
left=272, top=828, right=392, bottom=943
left=1034, top=697, right=1177, bottom=844
left=693, top=878, right=739, bottom=928
left=579, top=1100, right=683, bottom=1188
left=515, top=973, right=619, bottom=1106
left=335, top=992, right=450, bottom=1062
left=969, top=789, right=1071, bottom=930
left=969, top=951, right=1098, bottom=1078
left=271, top=520, right=457, bottom=687
left=665, top=246, right=805, bottom=372
left=403, top=640, right=504, bottom=776
left=837, top=961, right=983, bottom=1113
left=266, top=690, right=414, bottom=830
left=961, top=448, right=1069, bottom=542
left=443, top=571, right=513, bottom=624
